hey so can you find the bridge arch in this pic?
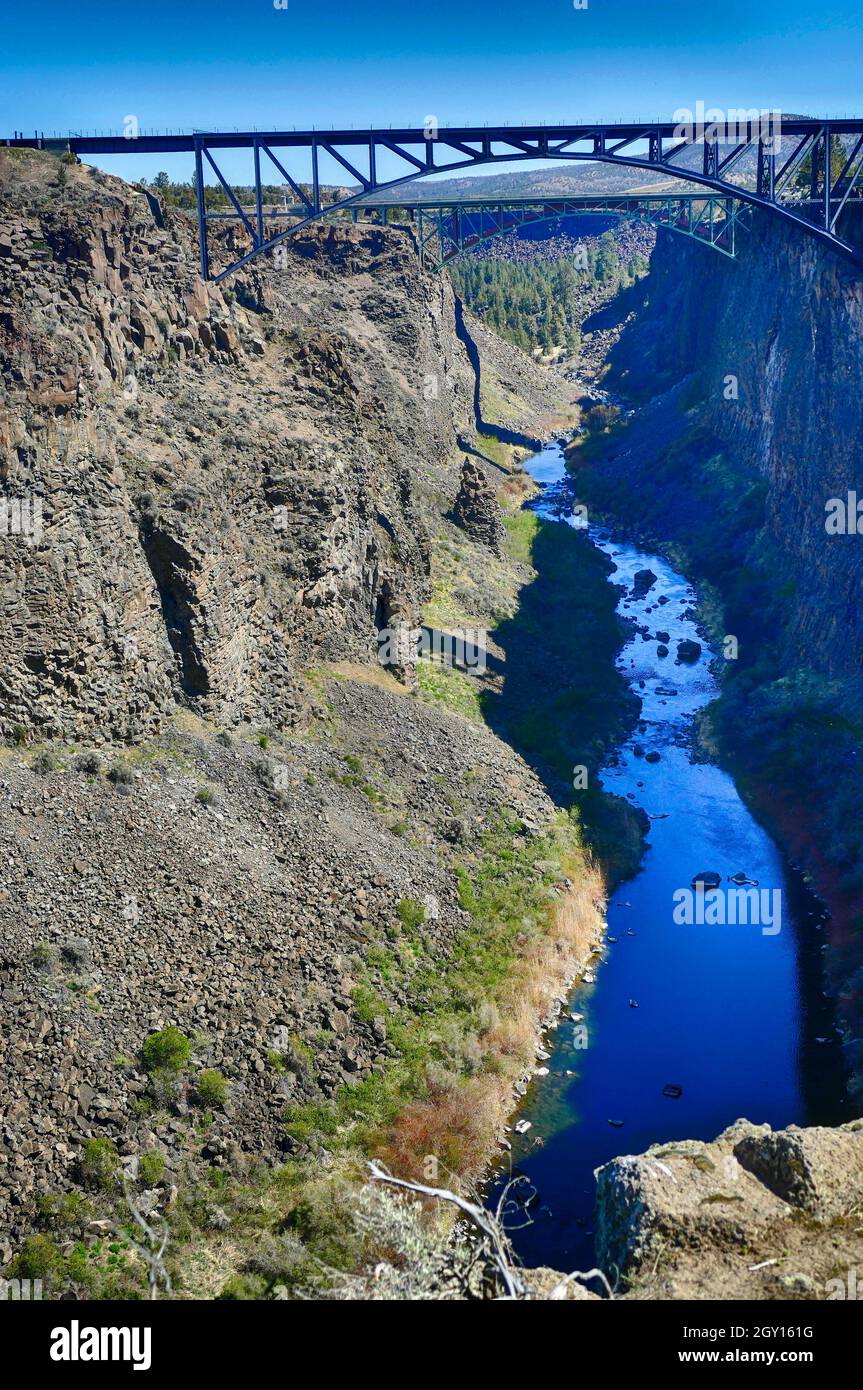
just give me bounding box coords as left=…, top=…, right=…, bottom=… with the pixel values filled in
left=404, top=196, right=748, bottom=268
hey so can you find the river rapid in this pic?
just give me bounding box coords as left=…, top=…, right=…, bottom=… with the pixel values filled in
left=491, top=442, right=848, bottom=1274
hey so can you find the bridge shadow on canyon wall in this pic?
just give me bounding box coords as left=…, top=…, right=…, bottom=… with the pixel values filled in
left=479, top=505, right=644, bottom=881
left=452, top=295, right=543, bottom=457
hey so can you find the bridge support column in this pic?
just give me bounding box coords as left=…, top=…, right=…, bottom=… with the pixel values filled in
left=253, top=138, right=264, bottom=247
left=194, top=141, right=209, bottom=282
left=757, top=138, right=776, bottom=200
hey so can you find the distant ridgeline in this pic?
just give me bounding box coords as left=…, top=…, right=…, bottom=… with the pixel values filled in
left=136, top=172, right=361, bottom=212
left=448, top=219, right=652, bottom=355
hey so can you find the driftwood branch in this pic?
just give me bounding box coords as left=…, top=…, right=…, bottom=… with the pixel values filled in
left=367, top=1160, right=613, bottom=1300
left=367, top=1160, right=526, bottom=1297
left=107, top=1186, right=172, bottom=1300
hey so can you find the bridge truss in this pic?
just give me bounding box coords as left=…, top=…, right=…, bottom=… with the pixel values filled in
left=6, top=118, right=863, bottom=279
left=404, top=194, right=750, bottom=266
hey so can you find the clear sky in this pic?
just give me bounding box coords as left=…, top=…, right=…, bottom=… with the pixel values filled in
left=2, top=0, right=862, bottom=186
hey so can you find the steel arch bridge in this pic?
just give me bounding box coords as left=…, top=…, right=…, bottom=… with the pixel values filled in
left=6, top=117, right=863, bottom=280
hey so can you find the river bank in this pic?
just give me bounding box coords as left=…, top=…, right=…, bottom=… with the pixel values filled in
left=487, top=442, right=848, bottom=1280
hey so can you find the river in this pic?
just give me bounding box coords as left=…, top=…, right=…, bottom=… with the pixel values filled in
left=490, top=442, right=848, bottom=1275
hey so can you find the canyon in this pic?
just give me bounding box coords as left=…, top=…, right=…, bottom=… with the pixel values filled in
left=1, top=145, right=861, bottom=1300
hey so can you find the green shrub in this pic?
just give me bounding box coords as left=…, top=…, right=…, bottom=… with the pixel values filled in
left=397, top=898, right=426, bottom=934
left=217, top=1274, right=264, bottom=1300
left=35, top=1191, right=89, bottom=1231
left=137, top=1151, right=166, bottom=1185
left=196, top=1069, right=228, bottom=1108
left=195, top=785, right=217, bottom=806
left=9, top=1234, right=61, bottom=1280
left=79, top=1138, right=120, bottom=1191
left=140, top=1026, right=192, bottom=1074
left=284, top=1036, right=315, bottom=1082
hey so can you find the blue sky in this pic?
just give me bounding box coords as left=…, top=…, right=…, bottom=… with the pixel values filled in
left=2, top=0, right=862, bottom=186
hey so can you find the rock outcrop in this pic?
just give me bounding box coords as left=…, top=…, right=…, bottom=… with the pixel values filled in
left=595, top=1118, right=863, bottom=1299
left=452, top=457, right=506, bottom=554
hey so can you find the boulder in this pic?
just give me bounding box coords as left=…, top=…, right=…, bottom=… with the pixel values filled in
left=676, top=639, right=702, bottom=663
left=632, top=568, right=657, bottom=594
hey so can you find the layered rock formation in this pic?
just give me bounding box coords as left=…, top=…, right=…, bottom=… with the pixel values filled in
left=599, top=207, right=863, bottom=684
left=0, top=148, right=478, bottom=741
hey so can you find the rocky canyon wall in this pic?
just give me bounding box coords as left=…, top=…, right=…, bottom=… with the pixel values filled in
left=602, top=207, right=863, bottom=681
left=0, top=149, right=478, bottom=742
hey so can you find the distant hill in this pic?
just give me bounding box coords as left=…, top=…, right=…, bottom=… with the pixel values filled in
left=363, top=162, right=688, bottom=203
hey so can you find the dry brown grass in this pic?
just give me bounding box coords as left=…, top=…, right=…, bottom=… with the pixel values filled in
left=321, top=660, right=409, bottom=694
left=377, top=1082, right=503, bottom=1186
left=379, top=854, right=605, bottom=1188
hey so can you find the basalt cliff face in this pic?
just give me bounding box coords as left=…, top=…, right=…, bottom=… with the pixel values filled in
left=600, top=207, right=863, bottom=683
left=0, top=149, right=479, bottom=741
left=570, top=209, right=863, bottom=1098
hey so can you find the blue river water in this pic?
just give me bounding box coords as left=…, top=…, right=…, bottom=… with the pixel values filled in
left=491, top=443, right=847, bottom=1274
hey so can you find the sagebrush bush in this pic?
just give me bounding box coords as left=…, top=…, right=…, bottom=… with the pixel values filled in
left=148, top=1066, right=185, bottom=1112
left=73, top=751, right=103, bottom=774
left=140, top=1026, right=191, bottom=1074
left=79, top=1138, right=120, bottom=1191
left=107, top=760, right=134, bottom=785
left=30, top=943, right=55, bottom=971
left=196, top=1069, right=228, bottom=1108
